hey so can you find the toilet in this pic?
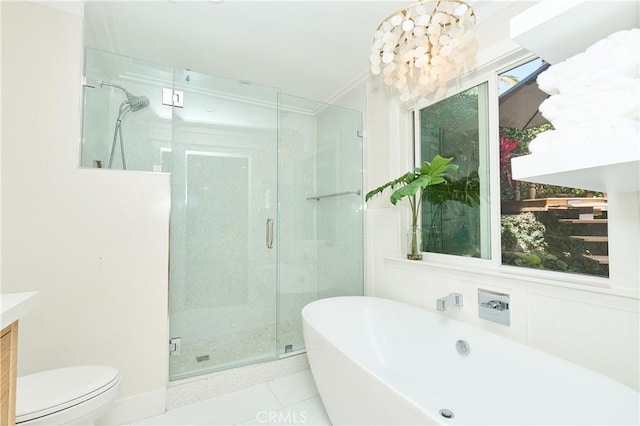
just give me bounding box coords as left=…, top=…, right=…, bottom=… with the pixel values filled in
left=16, top=366, right=120, bottom=425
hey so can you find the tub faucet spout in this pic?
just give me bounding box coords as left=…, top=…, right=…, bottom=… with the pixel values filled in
left=437, top=293, right=463, bottom=311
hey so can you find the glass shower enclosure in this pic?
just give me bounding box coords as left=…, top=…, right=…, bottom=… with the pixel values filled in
left=81, top=48, right=364, bottom=380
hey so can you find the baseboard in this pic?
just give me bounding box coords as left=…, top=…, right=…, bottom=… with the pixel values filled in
left=96, top=387, right=166, bottom=425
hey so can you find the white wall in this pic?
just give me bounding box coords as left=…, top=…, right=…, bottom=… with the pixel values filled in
left=2, top=2, right=637, bottom=424
left=1, top=0, right=3, bottom=288
left=367, top=207, right=639, bottom=390
left=363, top=4, right=640, bottom=393
left=1, top=2, right=170, bottom=423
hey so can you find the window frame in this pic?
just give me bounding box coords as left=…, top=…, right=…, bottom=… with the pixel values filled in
left=414, top=80, right=492, bottom=260
left=406, top=51, right=612, bottom=289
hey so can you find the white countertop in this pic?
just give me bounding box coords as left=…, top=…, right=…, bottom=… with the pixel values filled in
left=1, top=291, right=38, bottom=330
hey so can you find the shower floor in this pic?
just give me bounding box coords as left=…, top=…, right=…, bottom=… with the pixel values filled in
left=169, top=319, right=304, bottom=380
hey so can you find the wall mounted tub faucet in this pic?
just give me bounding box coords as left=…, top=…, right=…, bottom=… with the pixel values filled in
left=478, top=289, right=511, bottom=325
left=436, top=293, right=463, bottom=311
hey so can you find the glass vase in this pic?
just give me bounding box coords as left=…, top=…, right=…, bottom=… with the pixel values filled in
left=407, top=226, right=423, bottom=260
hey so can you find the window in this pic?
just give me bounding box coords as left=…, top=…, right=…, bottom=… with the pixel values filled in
left=413, top=57, right=610, bottom=279
left=417, top=82, right=491, bottom=259
left=498, top=59, right=609, bottom=278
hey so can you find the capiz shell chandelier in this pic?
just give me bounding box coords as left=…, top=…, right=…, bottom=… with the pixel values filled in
left=370, top=0, right=477, bottom=101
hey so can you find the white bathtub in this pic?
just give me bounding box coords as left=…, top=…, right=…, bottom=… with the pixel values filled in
left=302, top=296, right=640, bottom=425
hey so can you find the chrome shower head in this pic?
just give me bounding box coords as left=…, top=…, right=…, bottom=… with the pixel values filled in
left=99, top=79, right=149, bottom=112
left=127, top=94, right=149, bottom=112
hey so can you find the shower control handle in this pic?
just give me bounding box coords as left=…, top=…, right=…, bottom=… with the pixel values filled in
left=266, top=219, right=274, bottom=249
left=480, top=300, right=508, bottom=311
left=478, top=289, right=510, bottom=326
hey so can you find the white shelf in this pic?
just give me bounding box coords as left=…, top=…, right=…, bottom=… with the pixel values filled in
left=509, top=1, right=639, bottom=193
left=510, top=0, right=639, bottom=64
left=512, top=143, right=640, bottom=193
left=1, top=291, right=38, bottom=329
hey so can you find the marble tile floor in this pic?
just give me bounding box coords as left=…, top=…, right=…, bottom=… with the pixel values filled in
left=129, top=370, right=331, bottom=426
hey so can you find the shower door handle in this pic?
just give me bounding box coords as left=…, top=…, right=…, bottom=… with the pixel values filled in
left=266, top=219, right=274, bottom=249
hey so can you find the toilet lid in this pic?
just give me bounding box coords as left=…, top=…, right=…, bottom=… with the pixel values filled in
left=16, top=365, right=120, bottom=423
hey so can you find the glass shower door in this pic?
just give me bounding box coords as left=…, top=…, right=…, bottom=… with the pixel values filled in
left=168, top=69, right=279, bottom=380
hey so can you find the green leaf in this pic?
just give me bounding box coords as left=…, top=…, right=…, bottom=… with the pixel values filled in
left=528, top=254, right=542, bottom=265
left=365, top=155, right=462, bottom=207
left=390, top=180, right=421, bottom=204
left=424, top=171, right=480, bottom=207
left=514, top=252, right=542, bottom=266
left=365, top=172, right=414, bottom=201
left=419, top=155, right=458, bottom=181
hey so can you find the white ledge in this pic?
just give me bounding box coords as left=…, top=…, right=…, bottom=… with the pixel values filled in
left=1, top=291, right=38, bottom=330
left=384, top=257, right=639, bottom=301
left=511, top=143, right=640, bottom=193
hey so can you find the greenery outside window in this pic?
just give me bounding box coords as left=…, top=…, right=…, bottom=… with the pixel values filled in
left=498, top=59, right=609, bottom=278
left=413, top=58, right=609, bottom=280
left=416, top=82, right=491, bottom=259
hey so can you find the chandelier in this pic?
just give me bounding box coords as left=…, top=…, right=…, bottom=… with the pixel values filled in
left=370, top=0, right=478, bottom=101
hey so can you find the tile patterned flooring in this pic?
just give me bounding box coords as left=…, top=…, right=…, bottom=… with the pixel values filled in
left=130, top=370, right=331, bottom=425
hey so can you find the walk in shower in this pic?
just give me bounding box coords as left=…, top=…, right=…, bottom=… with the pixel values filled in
left=81, top=48, right=364, bottom=380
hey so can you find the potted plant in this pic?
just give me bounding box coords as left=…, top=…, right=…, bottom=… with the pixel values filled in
left=365, top=155, right=459, bottom=260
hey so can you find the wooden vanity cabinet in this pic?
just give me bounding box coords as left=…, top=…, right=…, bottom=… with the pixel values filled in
left=0, top=321, right=18, bottom=426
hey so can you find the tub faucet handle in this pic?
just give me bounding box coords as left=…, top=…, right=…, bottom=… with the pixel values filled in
left=480, top=300, right=508, bottom=311
left=478, top=289, right=510, bottom=326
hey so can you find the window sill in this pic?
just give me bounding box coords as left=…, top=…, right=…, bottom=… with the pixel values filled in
left=384, top=256, right=639, bottom=300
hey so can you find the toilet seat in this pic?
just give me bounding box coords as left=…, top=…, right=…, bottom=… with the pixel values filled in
left=16, top=366, right=120, bottom=424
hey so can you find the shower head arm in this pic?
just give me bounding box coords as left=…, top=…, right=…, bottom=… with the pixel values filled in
left=99, top=79, right=129, bottom=95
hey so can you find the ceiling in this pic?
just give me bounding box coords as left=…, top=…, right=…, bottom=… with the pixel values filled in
left=84, top=1, right=528, bottom=104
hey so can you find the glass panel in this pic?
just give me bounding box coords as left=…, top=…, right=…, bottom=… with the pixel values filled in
left=169, top=69, right=279, bottom=380
left=419, top=83, right=491, bottom=258
left=277, top=94, right=364, bottom=356
left=81, top=48, right=173, bottom=171
left=82, top=49, right=366, bottom=379
left=315, top=102, right=364, bottom=300
left=499, top=59, right=609, bottom=277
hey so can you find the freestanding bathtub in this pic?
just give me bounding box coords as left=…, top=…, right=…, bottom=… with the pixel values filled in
left=302, top=296, right=640, bottom=425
